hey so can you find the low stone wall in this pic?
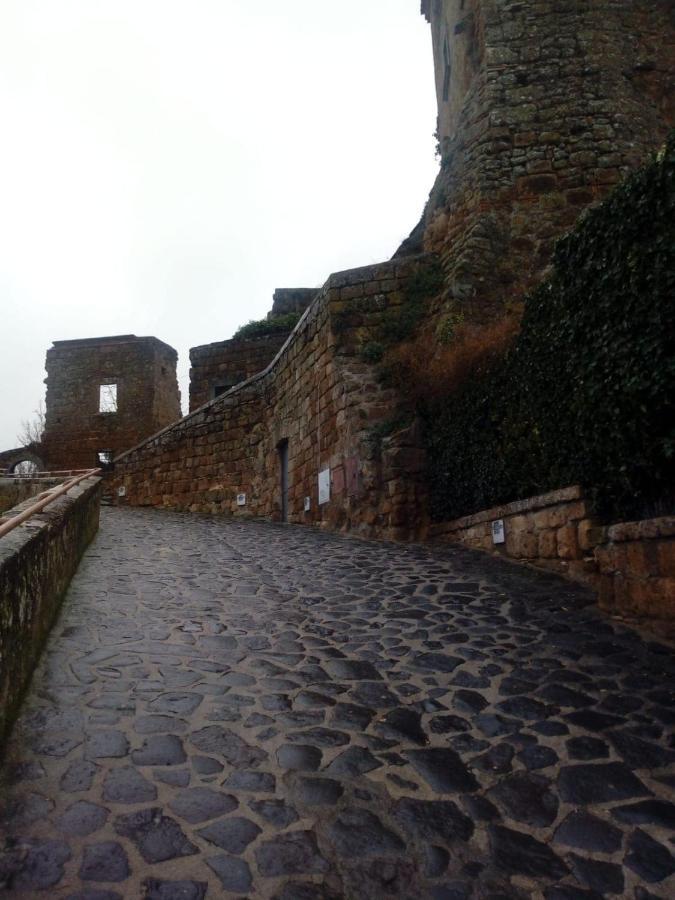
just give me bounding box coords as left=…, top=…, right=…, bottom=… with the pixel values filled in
left=114, top=256, right=431, bottom=540
left=596, top=518, right=675, bottom=628
left=432, top=487, right=674, bottom=626
left=0, top=475, right=101, bottom=745
left=0, top=478, right=62, bottom=515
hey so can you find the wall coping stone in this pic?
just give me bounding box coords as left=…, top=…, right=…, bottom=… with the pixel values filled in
left=605, top=516, right=675, bottom=543
left=431, top=485, right=584, bottom=533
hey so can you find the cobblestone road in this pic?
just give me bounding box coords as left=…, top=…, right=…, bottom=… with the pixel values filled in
left=1, top=508, right=674, bottom=899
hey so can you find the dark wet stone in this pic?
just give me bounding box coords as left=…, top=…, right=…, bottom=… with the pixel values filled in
left=198, top=817, right=261, bottom=854
left=531, top=720, right=569, bottom=736
left=538, top=684, right=594, bottom=708
left=5, top=839, right=71, bottom=891
left=518, top=745, right=559, bottom=770
left=189, top=725, right=267, bottom=767
left=625, top=829, right=675, bottom=883
left=566, top=736, right=609, bottom=760
left=425, top=845, right=450, bottom=878
left=489, top=773, right=558, bottom=827
left=57, top=800, right=108, bottom=837
left=375, top=707, right=428, bottom=745
left=6, top=761, right=45, bottom=782
left=79, top=842, right=130, bottom=882
left=102, top=766, right=157, bottom=803
left=287, top=727, right=349, bottom=748
left=544, top=888, right=603, bottom=900
left=149, top=693, right=203, bottom=715
left=349, top=682, right=399, bottom=709
left=475, top=742, right=514, bottom=773
left=60, top=759, right=98, bottom=793
left=293, top=776, right=344, bottom=806
left=224, top=770, right=276, bottom=792
left=114, top=808, right=197, bottom=863
left=273, top=883, right=339, bottom=900
left=168, top=787, right=238, bottom=824
left=611, top=798, right=675, bottom=828
left=490, top=826, right=568, bottom=879
left=565, top=710, right=624, bottom=731
left=330, top=703, right=373, bottom=731
left=558, top=762, right=651, bottom=804
left=277, top=744, right=322, bottom=771
left=248, top=799, right=299, bottom=828
left=450, top=734, right=490, bottom=753
left=329, top=808, right=405, bottom=857
left=325, top=659, right=382, bottom=680
left=84, top=731, right=129, bottom=759
left=393, top=798, right=473, bottom=843
left=568, top=854, right=624, bottom=894
left=154, top=768, right=190, bottom=787
left=497, top=696, right=547, bottom=720
left=192, top=756, right=223, bottom=775
left=405, top=748, right=479, bottom=793
left=261, top=694, right=291, bottom=712
left=295, top=691, right=336, bottom=709
left=141, top=880, right=207, bottom=900
left=1, top=791, right=53, bottom=826
left=324, top=745, right=381, bottom=777
left=429, top=884, right=471, bottom=900
left=461, top=795, right=500, bottom=823
left=429, top=714, right=470, bottom=734
left=554, top=811, right=622, bottom=853
left=451, top=671, right=489, bottom=689
left=454, top=689, right=489, bottom=714
left=134, top=715, right=188, bottom=734
left=413, top=652, right=463, bottom=673
left=132, top=734, right=187, bottom=766
left=206, top=855, right=252, bottom=893
left=608, top=730, right=675, bottom=769
left=475, top=714, right=520, bottom=737
left=256, top=830, right=329, bottom=876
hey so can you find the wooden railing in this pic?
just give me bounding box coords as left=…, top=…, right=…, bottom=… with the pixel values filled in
left=0, top=469, right=101, bottom=539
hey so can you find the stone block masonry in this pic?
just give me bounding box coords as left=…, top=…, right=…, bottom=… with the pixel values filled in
left=415, top=1, right=675, bottom=322
left=114, top=257, right=431, bottom=540
left=0, top=474, right=101, bottom=745
left=41, top=335, right=181, bottom=471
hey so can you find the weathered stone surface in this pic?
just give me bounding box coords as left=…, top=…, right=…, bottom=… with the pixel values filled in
left=558, top=763, right=650, bottom=804
left=197, top=817, right=261, bottom=854
left=329, top=809, right=405, bottom=857
left=57, top=800, right=109, bottom=837
left=405, top=748, right=479, bottom=793
left=131, top=734, right=187, bottom=766
left=168, top=788, right=238, bottom=824
left=189, top=726, right=267, bottom=767
left=393, top=798, right=473, bottom=843
left=256, top=831, right=329, bottom=877
left=488, top=773, right=558, bottom=827
left=114, top=807, right=198, bottom=863
left=205, top=855, right=252, bottom=893
left=142, top=880, right=206, bottom=900
left=102, top=767, right=157, bottom=804
left=490, top=826, right=568, bottom=879
left=554, top=811, right=622, bottom=853
left=79, top=842, right=130, bottom=882
left=625, top=829, right=675, bottom=883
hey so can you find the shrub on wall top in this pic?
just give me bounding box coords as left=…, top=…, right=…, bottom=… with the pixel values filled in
left=424, top=132, right=675, bottom=523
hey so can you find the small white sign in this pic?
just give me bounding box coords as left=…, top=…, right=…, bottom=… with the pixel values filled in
left=304, top=496, right=311, bottom=512
left=318, top=468, right=330, bottom=505
left=117, top=485, right=126, bottom=497
left=492, top=519, right=505, bottom=545
left=236, top=493, right=246, bottom=507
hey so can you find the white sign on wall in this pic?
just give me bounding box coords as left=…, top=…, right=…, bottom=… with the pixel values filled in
left=117, top=485, right=126, bottom=497
left=237, top=493, right=246, bottom=507
left=492, top=519, right=505, bottom=545
left=318, top=468, right=330, bottom=505
left=304, top=496, right=311, bottom=512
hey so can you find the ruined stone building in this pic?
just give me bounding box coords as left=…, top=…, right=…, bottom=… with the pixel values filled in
left=40, top=335, right=181, bottom=471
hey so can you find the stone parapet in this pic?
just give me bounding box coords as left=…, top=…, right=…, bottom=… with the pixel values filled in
left=0, top=475, right=101, bottom=744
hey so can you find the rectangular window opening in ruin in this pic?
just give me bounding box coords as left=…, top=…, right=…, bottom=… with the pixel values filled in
left=442, top=35, right=451, bottom=102
left=99, top=383, right=118, bottom=413
left=97, top=449, right=114, bottom=469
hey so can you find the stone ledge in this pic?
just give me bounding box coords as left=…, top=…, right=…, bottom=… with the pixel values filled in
left=430, top=485, right=584, bottom=534
left=606, top=516, right=675, bottom=543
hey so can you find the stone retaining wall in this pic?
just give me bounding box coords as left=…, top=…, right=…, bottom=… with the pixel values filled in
left=0, top=475, right=101, bottom=745
left=0, top=478, right=61, bottom=515
left=432, top=487, right=674, bottom=626
left=114, top=257, right=431, bottom=540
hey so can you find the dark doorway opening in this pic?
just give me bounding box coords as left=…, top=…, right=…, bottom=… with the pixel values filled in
left=278, top=439, right=289, bottom=522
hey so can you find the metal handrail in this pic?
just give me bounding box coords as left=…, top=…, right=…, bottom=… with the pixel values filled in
left=0, top=468, right=101, bottom=539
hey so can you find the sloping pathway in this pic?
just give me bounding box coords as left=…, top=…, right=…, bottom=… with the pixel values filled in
left=1, top=507, right=674, bottom=899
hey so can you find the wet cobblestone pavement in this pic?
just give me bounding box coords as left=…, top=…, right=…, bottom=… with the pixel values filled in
left=1, top=507, right=674, bottom=899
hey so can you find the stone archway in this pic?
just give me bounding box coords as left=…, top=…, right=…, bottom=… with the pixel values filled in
left=0, top=445, right=45, bottom=475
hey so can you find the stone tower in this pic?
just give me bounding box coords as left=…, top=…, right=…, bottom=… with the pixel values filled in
left=415, top=0, right=675, bottom=321
left=41, top=335, right=181, bottom=470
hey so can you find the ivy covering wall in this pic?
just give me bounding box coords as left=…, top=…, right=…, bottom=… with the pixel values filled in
left=424, top=133, right=675, bottom=524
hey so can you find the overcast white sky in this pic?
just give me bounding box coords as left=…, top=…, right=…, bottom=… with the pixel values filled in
left=0, top=0, right=438, bottom=449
